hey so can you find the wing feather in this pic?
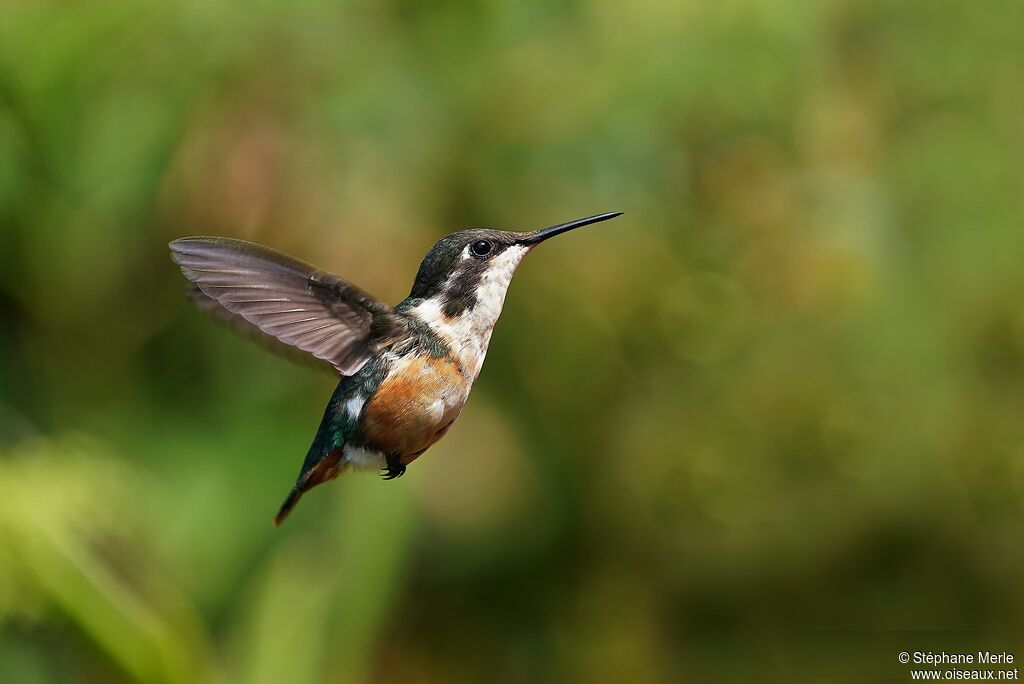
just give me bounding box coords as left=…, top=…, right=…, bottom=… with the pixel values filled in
left=184, top=285, right=337, bottom=375
left=170, top=237, right=399, bottom=375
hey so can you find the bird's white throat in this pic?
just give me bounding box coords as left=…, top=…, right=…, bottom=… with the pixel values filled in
left=409, top=244, right=528, bottom=378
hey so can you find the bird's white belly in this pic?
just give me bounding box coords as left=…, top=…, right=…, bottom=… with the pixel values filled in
left=343, top=444, right=386, bottom=471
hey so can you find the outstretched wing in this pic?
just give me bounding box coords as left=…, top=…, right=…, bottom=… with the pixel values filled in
left=170, top=237, right=399, bottom=376
left=185, top=283, right=337, bottom=375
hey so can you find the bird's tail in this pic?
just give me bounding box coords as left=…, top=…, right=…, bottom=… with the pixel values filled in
left=274, top=446, right=346, bottom=526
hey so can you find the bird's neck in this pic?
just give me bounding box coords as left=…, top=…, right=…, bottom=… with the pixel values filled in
left=402, top=246, right=528, bottom=378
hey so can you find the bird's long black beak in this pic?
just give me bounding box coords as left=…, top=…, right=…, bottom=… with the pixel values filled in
left=518, top=211, right=623, bottom=246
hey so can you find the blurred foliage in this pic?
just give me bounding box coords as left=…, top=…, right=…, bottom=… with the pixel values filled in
left=1, top=0, right=1023, bottom=682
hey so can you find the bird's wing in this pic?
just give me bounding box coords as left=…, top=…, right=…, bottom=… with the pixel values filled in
left=184, top=284, right=337, bottom=375
left=170, top=237, right=400, bottom=376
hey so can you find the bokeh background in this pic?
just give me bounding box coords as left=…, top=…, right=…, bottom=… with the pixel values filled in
left=2, top=1, right=1023, bottom=682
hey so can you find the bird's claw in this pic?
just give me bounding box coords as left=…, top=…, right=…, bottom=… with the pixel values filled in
left=381, top=454, right=406, bottom=480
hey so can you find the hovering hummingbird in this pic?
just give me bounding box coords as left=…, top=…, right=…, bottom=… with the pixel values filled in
left=170, top=211, right=622, bottom=524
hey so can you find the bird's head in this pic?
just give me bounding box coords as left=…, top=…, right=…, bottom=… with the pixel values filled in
left=405, top=211, right=622, bottom=321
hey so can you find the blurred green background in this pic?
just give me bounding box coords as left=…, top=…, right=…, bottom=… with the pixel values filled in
left=1, top=0, right=1023, bottom=682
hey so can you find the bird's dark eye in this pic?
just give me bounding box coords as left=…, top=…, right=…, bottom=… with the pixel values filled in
left=471, top=239, right=493, bottom=257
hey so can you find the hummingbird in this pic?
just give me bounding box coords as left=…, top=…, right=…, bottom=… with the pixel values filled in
left=169, top=211, right=622, bottom=524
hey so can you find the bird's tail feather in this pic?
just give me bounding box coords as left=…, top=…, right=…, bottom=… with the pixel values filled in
left=273, top=446, right=345, bottom=525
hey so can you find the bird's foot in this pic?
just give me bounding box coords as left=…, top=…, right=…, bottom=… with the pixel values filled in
left=381, top=454, right=406, bottom=480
